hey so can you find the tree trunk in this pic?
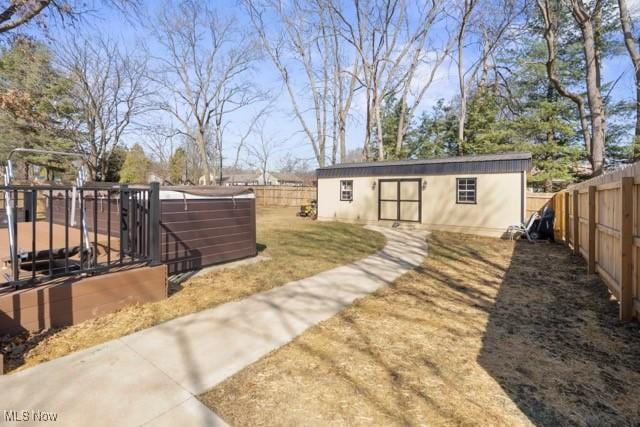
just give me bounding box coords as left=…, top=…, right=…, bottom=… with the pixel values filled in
left=395, top=99, right=407, bottom=158
left=618, top=0, right=640, bottom=160
left=576, top=12, right=605, bottom=175
left=537, top=0, right=595, bottom=174
left=374, top=97, right=385, bottom=161
left=197, top=131, right=211, bottom=185
left=338, top=114, right=347, bottom=163
left=457, top=14, right=466, bottom=156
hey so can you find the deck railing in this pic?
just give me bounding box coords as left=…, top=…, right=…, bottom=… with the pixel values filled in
left=0, top=182, right=161, bottom=289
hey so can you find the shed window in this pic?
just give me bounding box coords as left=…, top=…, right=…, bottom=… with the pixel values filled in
left=340, top=180, right=353, bottom=201
left=456, top=178, right=477, bottom=204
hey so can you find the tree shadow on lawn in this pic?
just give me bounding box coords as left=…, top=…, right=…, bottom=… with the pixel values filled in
left=478, top=239, right=640, bottom=426
left=204, top=231, right=640, bottom=426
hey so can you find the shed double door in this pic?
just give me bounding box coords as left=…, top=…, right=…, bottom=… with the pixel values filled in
left=378, top=179, right=421, bottom=222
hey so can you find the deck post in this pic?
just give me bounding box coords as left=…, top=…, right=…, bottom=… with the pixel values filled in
left=588, top=186, right=596, bottom=274
left=148, top=182, right=161, bottom=266
left=620, top=177, right=634, bottom=320
left=120, top=185, right=130, bottom=258
left=572, top=190, right=579, bottom=255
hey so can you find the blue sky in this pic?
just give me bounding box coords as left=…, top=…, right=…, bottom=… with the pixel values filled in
left=42, top=0, right=640, bottom=170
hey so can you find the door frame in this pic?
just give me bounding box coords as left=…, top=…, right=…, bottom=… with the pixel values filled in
left=377, top=178, right=422, bottom=223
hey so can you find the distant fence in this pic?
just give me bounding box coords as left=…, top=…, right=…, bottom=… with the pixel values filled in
left=251, top=186, right=316, bottom=207
left=526, top=192, right=554, bottom=218
left=542, top=163, right=640, bottom=321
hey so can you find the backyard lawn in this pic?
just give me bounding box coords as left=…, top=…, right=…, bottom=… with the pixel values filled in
left=201, top=232, right=640, bottom=426
left=4, top=207, right=386, bottom=372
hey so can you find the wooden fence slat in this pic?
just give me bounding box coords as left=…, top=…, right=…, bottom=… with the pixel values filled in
left=245, top=186, right=316, bottom=208
left=564, top=191, right=570, bottom=242
left=573, top=190, right=580, bottom=255
left=588, top=185, right=596, bottom=274
left=620, top=177, right=634, bottom=320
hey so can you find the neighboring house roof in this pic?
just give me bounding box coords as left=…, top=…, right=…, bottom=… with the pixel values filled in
left=223, top=173, right=262, bottom=182
left=271, top=172, right=303, bottom=182
left=316, top=152, right=532, bottom=178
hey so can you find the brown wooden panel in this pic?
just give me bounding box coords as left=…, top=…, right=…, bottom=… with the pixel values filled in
left=166, top=248, right=256, bottom=274
left=161, top=197, right=256, bottom=273
left=48, top=198, right=122, bottom=237
left=162, top=240, right=255, bottom=261
left=160, top=225, right=250, bottom=241
left=161, top=208, right=252, bottom=222
left=41, top=196, right=257, bottom=275
left=0, top=265, right=167, bottom=334
left=161, top=231, right=253, bottom=251
left=160, top=199, right=253, bottom=213
left=160, top=216, right=251, bottom=233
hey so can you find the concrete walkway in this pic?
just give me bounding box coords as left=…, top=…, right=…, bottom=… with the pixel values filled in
left=0, top=226, right=428, bottom=427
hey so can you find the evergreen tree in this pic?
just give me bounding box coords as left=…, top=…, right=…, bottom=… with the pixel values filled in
left=119, top=144, right=151, bottom=184
left=407, top=100, right=458, bottom=158
left=369, top=98, right=412, bottom=160
left=0, top=37, right=76, bottom=180
left=168, top=147, right=187, bottom=184
left=104, top=146, right=127, bottom=182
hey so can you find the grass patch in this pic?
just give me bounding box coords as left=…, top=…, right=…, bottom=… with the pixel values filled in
left=7, top=207, right=385, bottom=372
left=200, top=232, right=640, bottom=426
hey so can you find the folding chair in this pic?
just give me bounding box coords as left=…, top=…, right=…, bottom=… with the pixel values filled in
left=507, top=212, right=540, bottom=242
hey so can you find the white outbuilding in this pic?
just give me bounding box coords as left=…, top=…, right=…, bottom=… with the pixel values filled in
left=316, top=152, right=532, bottom=237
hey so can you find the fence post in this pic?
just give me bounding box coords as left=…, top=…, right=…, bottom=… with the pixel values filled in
left=573, top=190, right=579, bottom=255
left=564, top=191, right=570, bottom=243
left=120, top=185, right=129, bottom=257
left=620, top=177, right=634, bottom=320
left=588, top=186, right=596, bottom=274
left=148, top=182, right=161, bottom=266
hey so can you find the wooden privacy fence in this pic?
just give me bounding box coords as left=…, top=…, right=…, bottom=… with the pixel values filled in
left=526, top=192, right=554, bottom=218
left=547, top=162, right=640, bottom=321
left=251, top=186, right=316, bottom=207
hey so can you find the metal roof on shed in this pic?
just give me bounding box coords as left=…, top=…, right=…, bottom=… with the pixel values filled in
left=316, top=152, right=532, bottom=178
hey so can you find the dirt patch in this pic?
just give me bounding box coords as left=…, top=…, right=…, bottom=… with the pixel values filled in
left=200, top=232, right=640, bottom=426
left=2, top=208, right=385, bottom=372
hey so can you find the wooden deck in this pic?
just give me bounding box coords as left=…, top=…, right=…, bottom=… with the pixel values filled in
left=0, top=221, right=120, bottom=284
left=0, top=263, right=167, bottom=334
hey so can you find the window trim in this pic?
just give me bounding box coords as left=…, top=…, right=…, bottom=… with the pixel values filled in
left=456, top=177, right=477, bottom=205
left=340, top=179, right=353, bottom=201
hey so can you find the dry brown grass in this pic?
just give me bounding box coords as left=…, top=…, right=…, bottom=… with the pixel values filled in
left=6, top=207, right=385, bottom=372
left=200, top=232, right=640, bottom=426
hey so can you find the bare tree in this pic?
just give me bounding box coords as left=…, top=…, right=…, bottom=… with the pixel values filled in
left=58, top=36, right=151, bottom=180
left=245, top=0, right=359, bottom=166
left=393, top=2, right=452, bottom=157
left=617, top=0, right=640, bottom=160
left=229, top=104, right=272, bottom=171
left=454, top=0, right=519, bottom=155
left=456, top=0, right=478, bottom=155
left=330, top=0, right=453, bottom=160
left=566, top=0, right=605, bottom=175
left=0, top=0, right=138, bottom=34
left=536, top=0, right=605, bottom=176
left=247, top=119, right=283, bottom=185
left=149, top=0, right=261, bottom=185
